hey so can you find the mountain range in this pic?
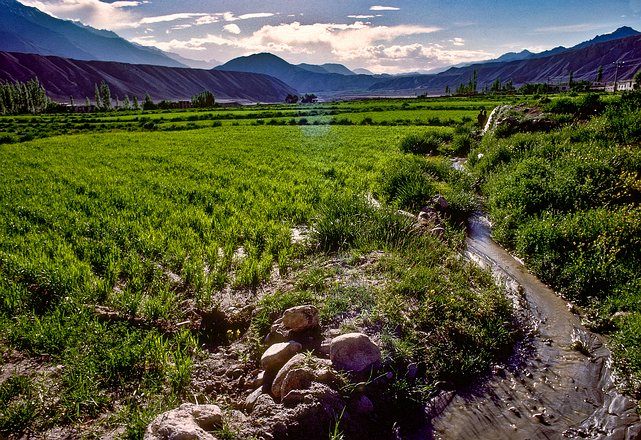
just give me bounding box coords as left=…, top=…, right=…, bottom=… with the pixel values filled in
left=1, top=0, right=641, bottom=101
left=215, top=28, right=641, bottom=96
left=0, top=0, right=187, bottom=68
left=0, top=51, right=295, bottom=103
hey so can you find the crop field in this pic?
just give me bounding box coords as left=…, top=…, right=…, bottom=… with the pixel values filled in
left=0, top=98, right=520, bottom=438
left=0, top=97, right=511, bottom=144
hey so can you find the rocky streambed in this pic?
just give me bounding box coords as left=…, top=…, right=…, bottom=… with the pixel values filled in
left=427, top=214, right=641, bottom=439
left=143, top=204, right=641, bottom=440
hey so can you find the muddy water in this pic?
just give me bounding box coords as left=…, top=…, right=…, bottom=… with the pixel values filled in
left=427, top=214, right=641, bottom=440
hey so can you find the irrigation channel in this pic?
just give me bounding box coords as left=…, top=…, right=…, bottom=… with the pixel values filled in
left=423, top=212, right=641, bottom=439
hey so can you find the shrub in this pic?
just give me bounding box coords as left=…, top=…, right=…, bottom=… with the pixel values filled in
left=400, top=132, right=452, bottom=155
left=544, top=97, right=577, bottom=114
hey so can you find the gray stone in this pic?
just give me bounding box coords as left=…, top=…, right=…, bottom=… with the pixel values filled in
left=319, top=339, right=331, bottom=356
left=144, top=403, right=223, bottom=440
left=330, top=333, right=381, bottom=373
left=245, top=388, right=263, bottom=413
left=282, top=305, right=320, bottom=332
left=261, top=341, right=302, bottom=373
left=272, top=353, right=306, bottom=399
left=280, top=367, right=314, bottom=400
left=266, top=318, right=292, bottom=344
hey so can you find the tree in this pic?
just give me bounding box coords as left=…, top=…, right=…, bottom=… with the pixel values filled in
left=596, top=65, right=603, bottom=83
left=142, top=93, right=155, bottom=110
left=94, top=83, right=101, bottom=109
left=85, top=96, right=90, bottom=108
left=300, top=93, right=318, bottom=103
left=568, top=70, right=574, bottom=88
left=133, top=96, right=139, bottom=110
left=634, top=70, right=641, bottom=90
left=490, top=78, right=501, bottom=93
left=0, top=78, right=49, bottom=115
left=285, top=94, right=299, bottom=104
left=99, top=80, right=112, bottom=110
left=504, top=79, right=514, bottom=92
left=69, top=96, right=74, bottom=107
left=123, top=95, right=130, bottom=110
left=191, top=90, right=215, bottom=108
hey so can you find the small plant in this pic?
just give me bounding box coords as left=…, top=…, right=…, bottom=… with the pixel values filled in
left=399, top=132, right=452, bottom=155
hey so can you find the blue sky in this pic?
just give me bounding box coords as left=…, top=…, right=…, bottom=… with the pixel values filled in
left=17, top=0, right=641, bottom=72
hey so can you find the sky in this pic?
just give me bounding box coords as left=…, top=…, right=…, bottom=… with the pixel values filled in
left=16, top=0, right=641, bottom=73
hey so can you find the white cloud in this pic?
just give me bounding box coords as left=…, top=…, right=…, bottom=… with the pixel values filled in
left=369, top=6, right=400, bottom=11
left=137, top=20, right=472, bottom=73
left=348, top=15, right=376, bottom=19
left=450, top=37, right=465, bottom=46
left=140, top=13, right=208, bottom=24
left=236, top=13, right=274, bottom=20
left=224, top=23, right=241, bottom=34
left=111, top=1, right=144, bottom=7
left=195, top=15, right=223, bottom=25
left=17, top=0, right=139, bottom=29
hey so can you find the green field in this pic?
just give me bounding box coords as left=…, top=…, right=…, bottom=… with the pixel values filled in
left=0, top=99, right=518, bottom=438
left=0, top=97, right=510, bottom=144
left=6, top=92, right=640, bottom=438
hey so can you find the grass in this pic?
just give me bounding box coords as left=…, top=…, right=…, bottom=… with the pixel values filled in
left=470, top=91, right=641, bottom=395
left=0, top=97, right=517, bottom=437
left=0, top=97, right=500, bottom=144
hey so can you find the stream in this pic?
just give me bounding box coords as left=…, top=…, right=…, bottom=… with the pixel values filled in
left=424, top=213, right=641, bottom=439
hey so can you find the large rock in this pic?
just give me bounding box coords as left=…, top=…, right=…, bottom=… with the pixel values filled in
left=272, top=353, right=307, bottom=399
left=245, top=388, right=263, bottom=413
left=260, top=341, right=302, bottom=373
left=282, top=305, right=320, bottom=332
left=272, top=353, right=336, bottom=400
left=330, top=333, right=381, bottom=373
left=280, top=367, right=315, bottom=400
left=144, top=403, right=223, bottom=440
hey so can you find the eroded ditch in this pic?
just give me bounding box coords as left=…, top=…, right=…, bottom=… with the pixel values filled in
left=426, top=214, right=641, bottom=440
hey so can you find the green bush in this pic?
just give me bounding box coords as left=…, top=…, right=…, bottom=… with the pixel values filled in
left=400, top=132, right=452, bottom=155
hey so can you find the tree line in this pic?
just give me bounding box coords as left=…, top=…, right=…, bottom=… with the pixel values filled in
left=0, top=78, right=49, bottom=115
left=0, top=77, right=218, bottom=115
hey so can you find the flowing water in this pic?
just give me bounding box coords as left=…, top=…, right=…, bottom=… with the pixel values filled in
left=425, top=214, right=641, bottom=439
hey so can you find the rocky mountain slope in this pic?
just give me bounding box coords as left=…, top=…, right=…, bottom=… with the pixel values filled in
left=0, top=0, right=186, bottom=68
left=369, top=33, right=641, bottom=95
left=0, top=51, right=296, bottom=103
left=216, top=53, right=380, bottom=94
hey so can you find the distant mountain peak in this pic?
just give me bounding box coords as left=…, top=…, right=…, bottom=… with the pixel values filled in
left=572, top=26, right=640, bottom=50
left=0, top=0, right=187, bottom=67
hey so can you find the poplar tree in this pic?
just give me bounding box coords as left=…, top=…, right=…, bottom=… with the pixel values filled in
left=100, top=80, right=112, bottom=110
left=95, top=84, right=102, bottom=109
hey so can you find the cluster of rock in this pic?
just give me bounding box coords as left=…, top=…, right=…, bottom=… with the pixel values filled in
left=486, top=104, right=557, bottom=137
left=146, top=305, right=383, bottom=440
left=417, top=194, right=449, bottom=238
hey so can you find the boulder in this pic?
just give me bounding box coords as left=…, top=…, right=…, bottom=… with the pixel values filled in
left=330, top=333, right=381, bottom=373
left=272, top=353, right=307, bottom=399
left=272, top=354, right=337, bottom=400
left=418, top=207, right=443, bottom=227
left=261, top=341, right=302, bottom=373
left=280, top=367, right=315, bottom=400
left=265, top=318, right=292, bottom=344
left=245, top=388, right=263, bottom=413
left=282, top=305, right=320, bottom=332
left=144, top=403, right=223, bottom=440
left=281, top=382, right=340, bottom=408
left=431, top=194, right=449, bottom=211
